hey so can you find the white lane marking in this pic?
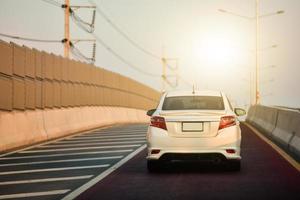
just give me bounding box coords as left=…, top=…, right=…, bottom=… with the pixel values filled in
left=0, top=190, right=70, bottom=200
left=91, top=130, right=145, bottom=134
left=0, top=175, right=93, bottom=185
left=62, top=144, right=147, bottom=200
left=88, top=133, right=145, bottom=137
left=63, top=136, right=145, bottom=142
left=79, top=131, right=145, bottom=135
left=0, top=164, right=109, bottom=175
left=68, top=134, right=146, bottom=140
left=245, top=123, right=300, bottom=172
left=20, top=145, right=141, bottom=153
left=0, top=156, right=123, bottom=167
left=0, top=125, right=114, bottom=158
left=55, top=137, right=145, bottom=144
left=0, top=149, right=133, bottom=160
left=41, top=140, right=145, bottom=148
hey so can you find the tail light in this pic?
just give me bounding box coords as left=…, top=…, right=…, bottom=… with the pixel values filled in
left=226, top=149, right=236, bottom=154
left=219, top=116, right=236, bottom=130
left=150, top=116, right=167, bottom=130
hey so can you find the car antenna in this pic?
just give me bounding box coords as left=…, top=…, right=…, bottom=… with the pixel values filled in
left=192, top=84, right=195, bottom=94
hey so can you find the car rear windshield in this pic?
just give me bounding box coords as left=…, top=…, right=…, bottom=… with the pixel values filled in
left=162, top=96, right=225, bottom=110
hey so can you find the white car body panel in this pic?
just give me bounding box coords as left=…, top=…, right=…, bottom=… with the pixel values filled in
left=146, top=90, right=242, bottom=161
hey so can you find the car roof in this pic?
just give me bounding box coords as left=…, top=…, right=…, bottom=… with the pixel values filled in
left=165, top=90, right=223, bottom=97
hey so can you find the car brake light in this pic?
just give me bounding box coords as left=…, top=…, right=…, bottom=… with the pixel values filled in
left=219, top=116, right=236, bottom=130
left=150, top=116, right=167, bottom=130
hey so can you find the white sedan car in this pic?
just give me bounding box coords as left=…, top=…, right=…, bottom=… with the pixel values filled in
left=146, top=90, right=246, bottom=171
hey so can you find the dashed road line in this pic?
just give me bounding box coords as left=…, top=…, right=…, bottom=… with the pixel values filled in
left=55, top=137, right=145, bottom=144
left=0, top=175, right=93, bottom=185
left=0, top=125, right=114, bottom=158
left=0, top=149, right=133, bottom=160
left=67, top=135, right=146, bottom=140
left=0, top=124, right=148, bottom=200
left=0, top=156, right=123, bottom=167
left=61, top=144, right=147, bottom=200
left=79, top=130, right=144, bottom=134
left=0, top=164, right=110, bottom=175
left=40, top=140, right=145, bottom=148
left=20, top=144, right=141, bottom=153
left=0, top=190, right=70, bottom=200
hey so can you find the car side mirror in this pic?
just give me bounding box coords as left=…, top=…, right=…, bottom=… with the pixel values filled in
left=146, top=109, right=156, bottom=116
left=234, top=108, right=246, bottom=116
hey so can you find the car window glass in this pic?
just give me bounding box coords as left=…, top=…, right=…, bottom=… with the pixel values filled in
left=162, top=96, right=225, bottom=110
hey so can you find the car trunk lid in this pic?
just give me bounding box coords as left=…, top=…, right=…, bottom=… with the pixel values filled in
left=160, top=110, right=226, bottom=138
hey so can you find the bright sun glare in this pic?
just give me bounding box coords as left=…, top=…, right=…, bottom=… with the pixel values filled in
left=195, top=35, right=240, bottom=67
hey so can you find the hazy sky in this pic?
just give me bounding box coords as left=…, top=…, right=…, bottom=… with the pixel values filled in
left=0, top=0, right=299, bottom=108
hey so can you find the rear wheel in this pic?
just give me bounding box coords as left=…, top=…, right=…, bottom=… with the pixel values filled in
left=147, top=160, right=161, bottom=172
left=227, top=160, right=241, bottom=171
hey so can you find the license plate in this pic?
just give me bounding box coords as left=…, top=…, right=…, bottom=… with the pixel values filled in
left=182, top=122, right=203, bottom=132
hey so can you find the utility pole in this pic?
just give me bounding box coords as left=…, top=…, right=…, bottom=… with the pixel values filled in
left=255, top=0, right=260, bottom=104
left=64, top=0, right=70, bottom=58
left=161, top=58, right=167, bottom=93
left=218, top=2, right=284, bottom=105
left=62, top=1, right=96, bottom=62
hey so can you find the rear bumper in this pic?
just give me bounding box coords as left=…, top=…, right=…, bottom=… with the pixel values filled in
left=146, top=125, right=241, bottom=160
left=146, top=148, right=241, bottom=160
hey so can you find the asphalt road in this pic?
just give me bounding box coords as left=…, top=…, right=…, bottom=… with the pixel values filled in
left=76, top=123, right=300, bottom=200
left=1, top=123, right=299, bottom=200
left=0, top=124, right=147, bottom=200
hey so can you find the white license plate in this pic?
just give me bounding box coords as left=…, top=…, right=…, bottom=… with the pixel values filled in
left=182, top=122, right=203, bottom=132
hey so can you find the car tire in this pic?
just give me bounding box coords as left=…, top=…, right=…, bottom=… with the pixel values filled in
left=147, top=160, right=160, bottom=172
left=227, top=160, right=241, bottom=171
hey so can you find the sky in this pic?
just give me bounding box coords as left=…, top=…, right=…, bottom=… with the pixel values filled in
left=0, top=0, right=299, bottom=109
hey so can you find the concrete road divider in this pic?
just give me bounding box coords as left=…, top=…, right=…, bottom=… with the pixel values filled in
left=272, top=109, right=300, bottom=150
left=257, top=106, right=278, bottom=137
left=0, top=106, right=149, bottom=153
left=246, top=105, right=300, bottom=162
left=246, top=105, right=278, bottom=137
left=289, top=127, right=300, bottom=161
left=246, top=106, right=256, bottom=124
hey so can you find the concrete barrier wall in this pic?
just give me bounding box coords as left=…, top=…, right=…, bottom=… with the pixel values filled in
left=0, top=40, right=160, bottom=153
left=0, top=40, right=160, bottom=111
left=0, top=106, right=149, bottom=153
left=246, top=105, right=300, bottom=162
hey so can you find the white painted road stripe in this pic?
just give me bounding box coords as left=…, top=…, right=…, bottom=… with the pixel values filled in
left=20, top=144, right=141, bottom=153
left=68, top=134, right=146, bottom=140
left=0, top=175, right=93, bottom=185
left=0, top=164, right=109, bottom=175
left=64, top=137, right=145, bottom=142
left=0, top=149, right=133, bottom=160
left=0, top=190, right=70, bottom=200
left=0, top=156, right=123, bottom=167
left=55, top=137, right=145, bottom=144
left=41, top=140, right=145, bottom=148
left=93, top=128, right=146, bottom=132
left=91, top=130, right=144, bottom=134
left=74, top=133, right=145, bottom=138
left=0, top=126, right=113, bottom=158
left=62, top=144, right=147, bottom=200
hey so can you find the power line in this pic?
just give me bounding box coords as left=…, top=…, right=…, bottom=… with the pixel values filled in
left=70, top=8, right=95, bottom=33
left=41, top=0, right=62, bottom=7
left=70, top=43, right=94, bottom=63
left=89, top=0, right=190, bottom=86
left=88, top=0, right=161, bottom=60
left=0, top=32, right=62, bottom=43
left=91, top=33, right=160, bottom=77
